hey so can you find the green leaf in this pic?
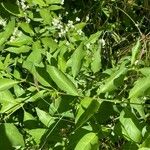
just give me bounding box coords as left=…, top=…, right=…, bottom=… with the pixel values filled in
left=140, top=134, right=150, bottom=148
left=7, top=33, right=32, bottom=47
left=20, top=22, right=34, bottom=36
left=119, top=109, right=142, bottom=143
left=40, top=8, right=52, bottom=24
left=5, top=45, right=31, bottom=54
left=34, top=66, right=52, bottom=87
left=0, top=78, right=19, bottom=91
left=71, top=43, right=85, bottom=77
left=130, top=98, right=145, bottom=119
left=76, top=97, right=100, bottom=129
left=27, top=128, right=46, bottom=145
left=1, top=1, right=20, bottom=16
left=0, top=17, right=15, bottom=46
left=85, top=31, right=102, bottom=45
left=32, top=0, right=47, bottom=7
left=75, top=132, right=99, bottom=150
left=139, top=67, right=150, bottom=76
left=49, top=5, right=63, bottom=10
left=97, top=66, right=127, bottom=93
left=23, top=41, right=42, bottom=72
left=36, top=107, right=55, bottom=127
left=47, top=65, right=79, bottom=96
left=0, top=90, right=16, bottom=113
left=0, top=123, right=24, bottom=149
left=45, top=0, right=62, bottom=4
left=27, top=90, right=50, bottom=102
left=41, top=37, right=58, bottom=53
left=91, top=42, right=102, bottom=73
left=129, top=76, right=150, bottom=98
left=131, top=39, right=141, bottom=65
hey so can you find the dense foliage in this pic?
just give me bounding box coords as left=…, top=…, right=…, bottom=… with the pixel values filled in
left=0, top=0, right=150, bottom=149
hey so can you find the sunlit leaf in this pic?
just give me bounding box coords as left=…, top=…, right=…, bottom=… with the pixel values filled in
left=75, top=132, right=99, bottom=150
left=47, top=65, right=79, bottom=96
left=36, top=107, right=55, bottom=127
left=0, top=17, right=15, bottom=46
left=119, top=109, right=142, bottom=143
left=131, top=39, right=141, bottom=65
left=0, top=78, right=19, bottom=91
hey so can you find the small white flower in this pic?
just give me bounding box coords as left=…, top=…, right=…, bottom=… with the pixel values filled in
left=61, top=0, right=64, bottom=5
left=65, top=11, right=68, bottom=15
left=57, top=24, right=63, bottom=29
left=75, top=17, right=80, bottom=22
left=86, top=15, right=89, bottom=21
left=26, top=18, right=31, bottom=23
left=54, top=39, right=58, bottom=43
left=67, top=20, right=74, bottom=28
left=0, top=18, right=6, bottom=27
left=99, top=39, right=105, bottom=47
left=77, top=29, right=83, bottom=35
left=66, top=41, right=70, bottom=46
left=52, top=18, right=60, bottom=27
left=86, top=43, right=91, bottom=49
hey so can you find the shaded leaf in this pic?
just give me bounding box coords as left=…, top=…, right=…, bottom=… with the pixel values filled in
left=76, top=97, right=100, bottom=129
left=0, top=123, right=24, bottom=149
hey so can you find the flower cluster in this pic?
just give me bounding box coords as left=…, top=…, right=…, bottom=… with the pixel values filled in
left=10, top=28, right=22, bottom=42
left=0, top=18, right=6, bottom=27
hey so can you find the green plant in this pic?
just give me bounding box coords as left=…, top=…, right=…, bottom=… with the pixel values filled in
left=0, top=0, right=150, bottom=149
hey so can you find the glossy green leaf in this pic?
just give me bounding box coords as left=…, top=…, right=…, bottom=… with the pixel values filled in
left=75, top=132, right=99, bottom=150
left=139, top=67, right=150, bottom=76
left=0, top=78, right=19, bottom=91
left=27, top=90, right=50, bottom=102
left=20, top=22, right=34, bottom=36
left=36, top=107, right=55, bottom=127
left=119, top=109, right=142, bottom=143
left=7, top=33, right=32, bottom=47
left=24, top=111, right=36, bottom=121
left=97, top=67, right=127, bottom=93
left=71, top=43, right=85, bottom=77
left=32, top=0, right=47, bottom=6
left=5, top=45, right=31, bottom=54
left=129, top=76, right=150, bottom=99
left=45, top=0, right=61, bottom=4
left=85, top=31, right=102, bottom=45
left=49, top=5, right=63, bottom=10
left=40, top=8, right=52, bottom=24
left=47, top=65, right=79, bottom=96
left=131, top=39, right=141, bottom=65
left=27, top=128, right=46, bottom=145
left=76, top=97, right=100, bottom=129
left=0, top=17, right=15, bottom=46
left=41, top=37, right=58, bottom=53
left=0, top=123, right=24, bottom=149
